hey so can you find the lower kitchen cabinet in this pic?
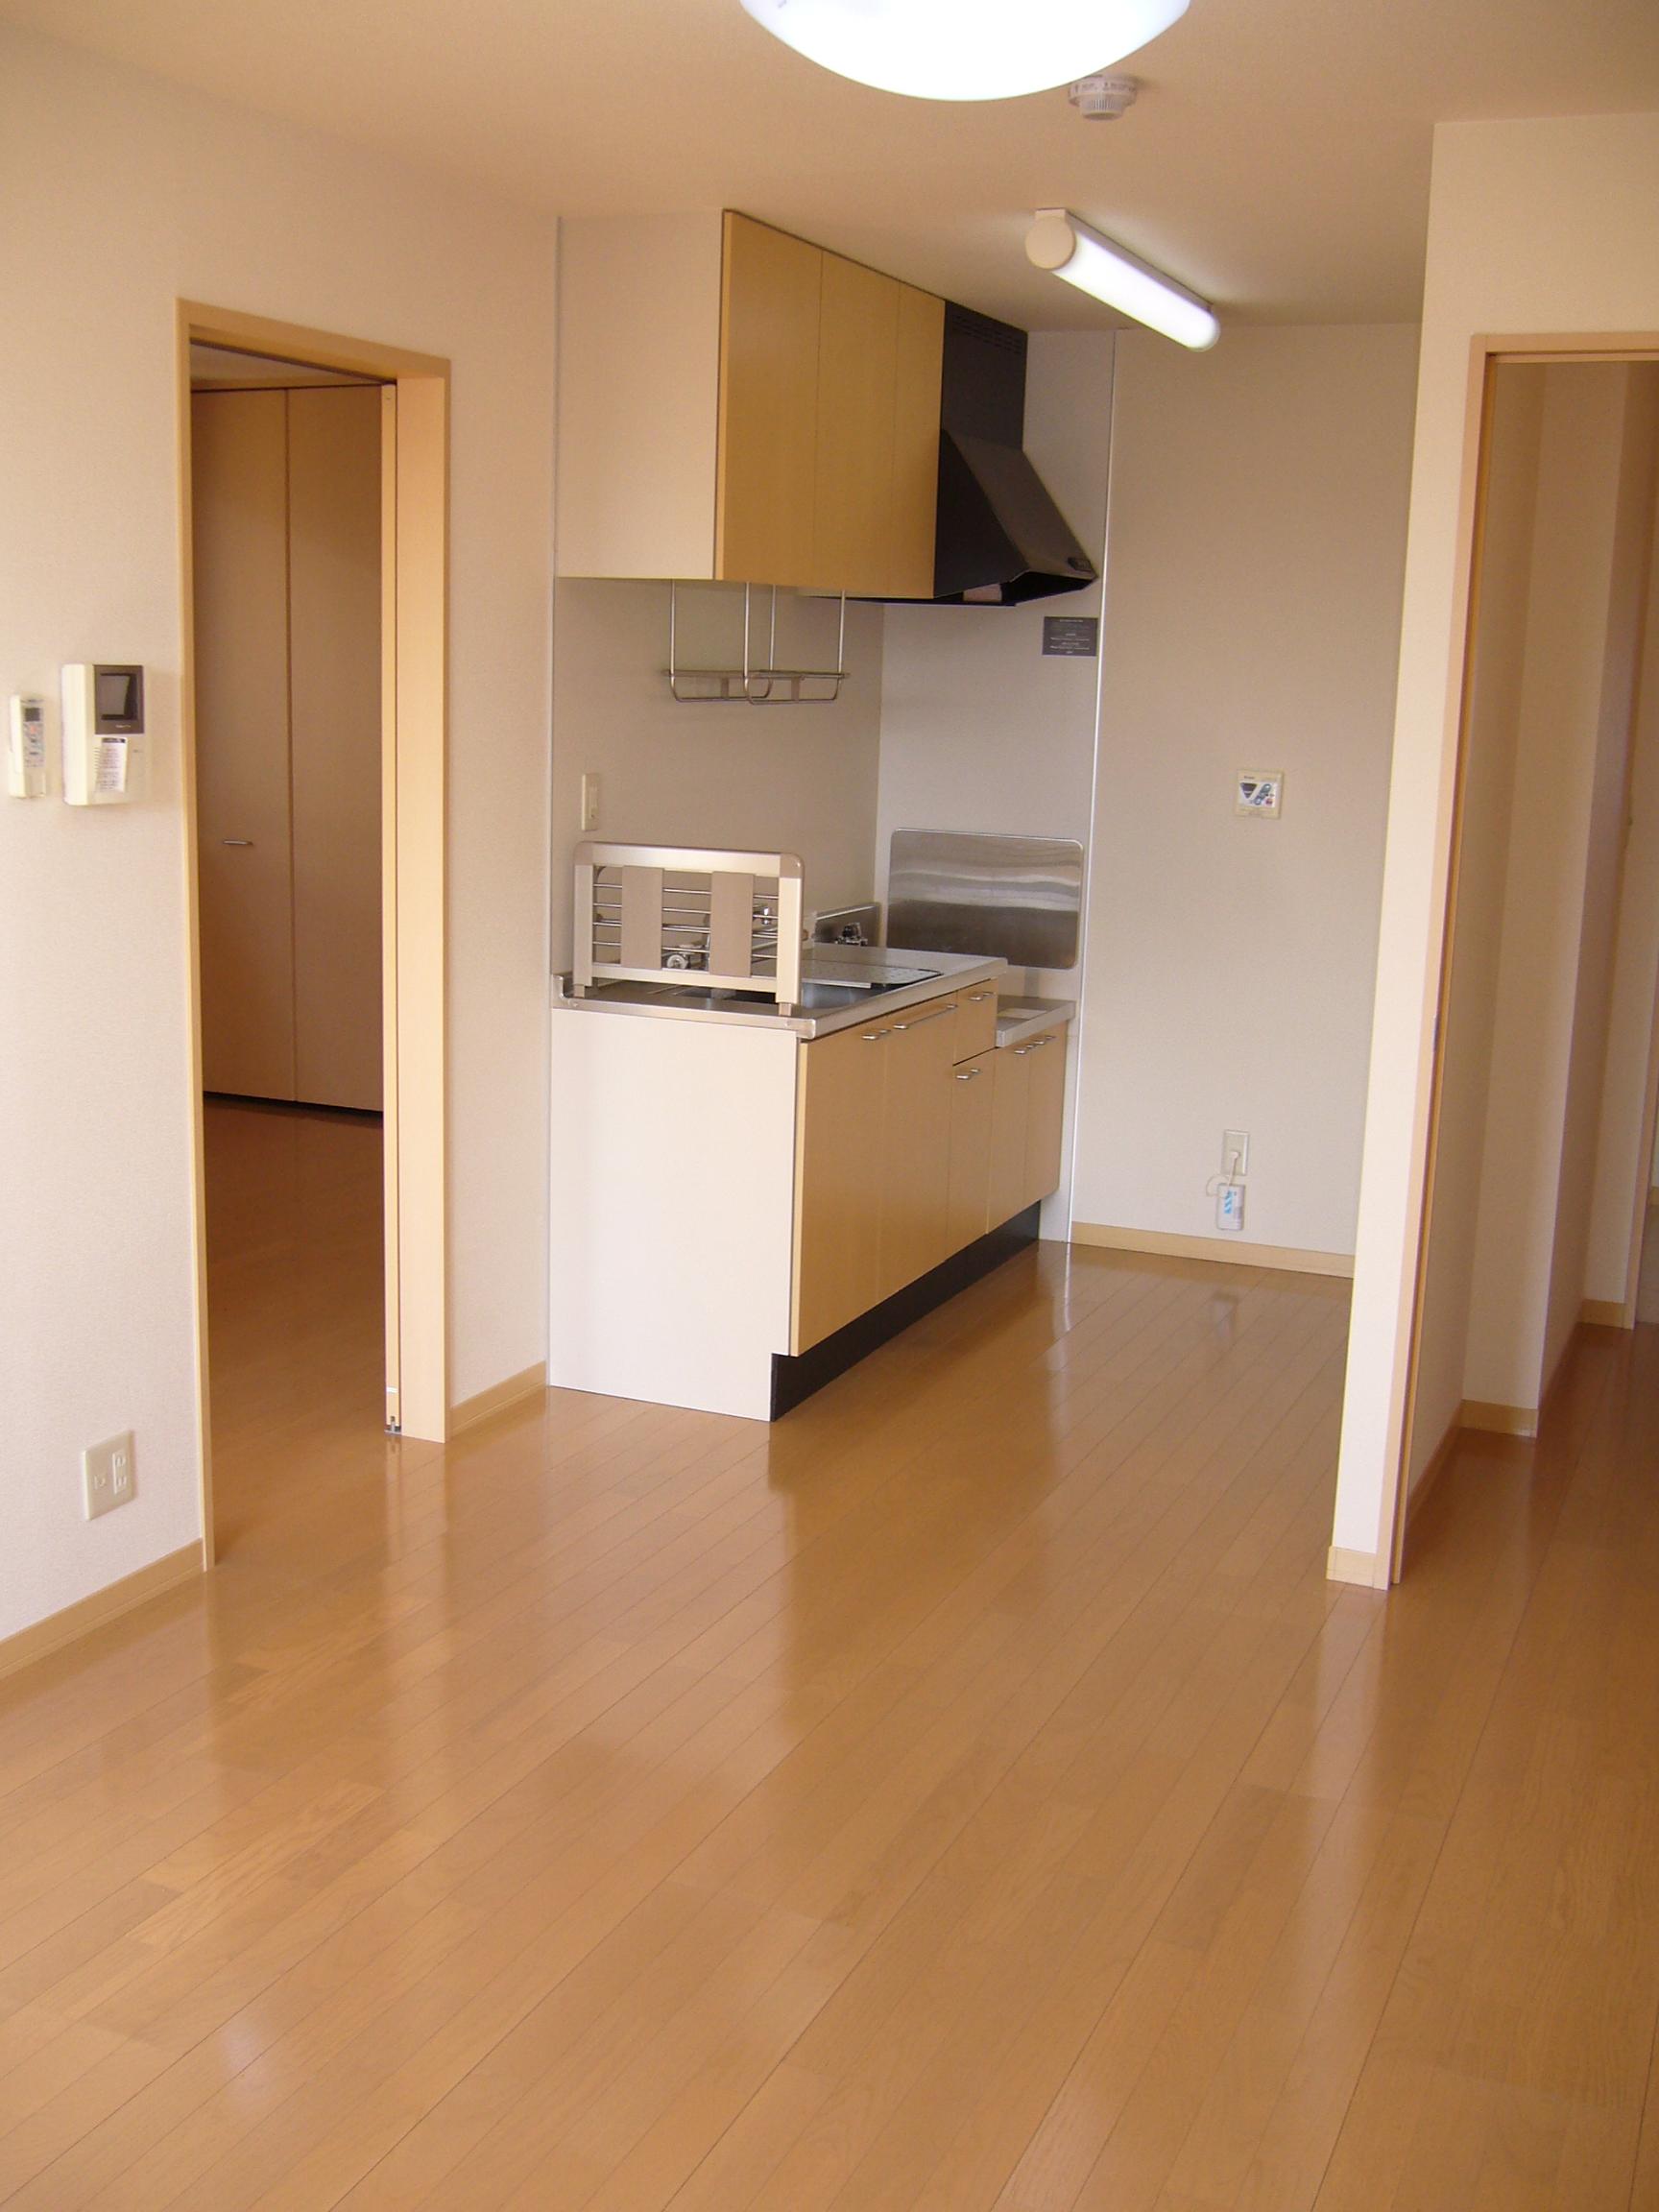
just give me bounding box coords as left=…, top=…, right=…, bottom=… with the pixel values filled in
left=946, top=1050, right=995, bottom=1251
left=792, top=1018, right=888, bottom=1350
left=793, top=993, right=958, bottom=1352
left=1022, top=1025, right=1068, bottom=1212
left=549, top=988, right=1072, bottom=1419
left=793, top=999, right=1071, bottom=1356
left=987, top=1041, right=1031, bottom=1231
left=988, top=1022, right=1069, bottom=1228
left=877, top=997, right=958, bottom=1297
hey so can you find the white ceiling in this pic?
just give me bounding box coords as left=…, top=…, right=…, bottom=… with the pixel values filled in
left=11, top=0, right=1659, bottom=327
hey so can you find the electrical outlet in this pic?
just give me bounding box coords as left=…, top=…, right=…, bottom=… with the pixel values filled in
left=1222, top=1129, right=1250, bottom=1178
left=1215, top=1182, right=1245, bottom=1234
left=83, top=1431, right=135, bottom=1520
left=580, top=772, right=602, bottom=832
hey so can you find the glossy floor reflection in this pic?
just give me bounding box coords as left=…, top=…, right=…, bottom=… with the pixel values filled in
left=0, top=1108, right=1656, bottom=2208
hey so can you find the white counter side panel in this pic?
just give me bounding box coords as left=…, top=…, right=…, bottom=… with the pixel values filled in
left=548, top=1013, right=799, bottom=1419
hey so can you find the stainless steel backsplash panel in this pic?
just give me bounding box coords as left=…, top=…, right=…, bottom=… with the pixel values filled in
left=887, top=830, right=1084, bottom=970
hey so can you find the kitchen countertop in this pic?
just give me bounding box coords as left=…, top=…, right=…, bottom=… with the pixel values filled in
left=553, top=947, right=1009, bottom=1041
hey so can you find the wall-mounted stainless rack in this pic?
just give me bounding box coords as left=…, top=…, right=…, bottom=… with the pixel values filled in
left=665, top=580, right=848, bottom=705
left=572, top=841, right=805, bottom=1009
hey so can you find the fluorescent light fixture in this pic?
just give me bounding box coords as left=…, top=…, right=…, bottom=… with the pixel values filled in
left=1026, top=207, right=1219, bottom=349
left=737, top=0, right=1189, bottom=103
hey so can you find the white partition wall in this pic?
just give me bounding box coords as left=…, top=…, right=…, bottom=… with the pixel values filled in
left=1332, top=114, right=1659, bottom=1586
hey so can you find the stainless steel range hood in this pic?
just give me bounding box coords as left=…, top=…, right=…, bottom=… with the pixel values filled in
left=908, top=301, right=1099, bottom=608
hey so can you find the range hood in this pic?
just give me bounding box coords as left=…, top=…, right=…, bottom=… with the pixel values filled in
left=924, top=302, right=1098, bottom=607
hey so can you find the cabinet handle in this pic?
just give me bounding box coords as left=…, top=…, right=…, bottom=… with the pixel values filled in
left=891, top=1002, right=957, bottom=1032
left=860, top=1028, right=889, bottom=1043
left=953, top=1067, right=981, bottom=1083
left=966, top=991, right=994, bottom=1004
left=1029, top=1033, right=1054, bottom=1050
left=221, top=837, right=253, bottom=848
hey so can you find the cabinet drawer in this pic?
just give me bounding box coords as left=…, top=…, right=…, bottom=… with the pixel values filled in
left=951, top=983, right=998, bottom=1063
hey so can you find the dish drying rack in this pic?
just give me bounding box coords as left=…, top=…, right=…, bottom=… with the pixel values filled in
left=665, top=581, right=848, bottom=705
left=572, top=842, right=805, bottom=1008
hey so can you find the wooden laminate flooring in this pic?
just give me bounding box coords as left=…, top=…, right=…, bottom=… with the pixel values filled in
left=1, top=1107, right=1657, bottom=2208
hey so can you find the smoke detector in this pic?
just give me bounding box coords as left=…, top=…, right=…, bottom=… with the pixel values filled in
left=1068, top=75, right=1140, bottom=119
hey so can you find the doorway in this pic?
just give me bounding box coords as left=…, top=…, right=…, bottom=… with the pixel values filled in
left=177, top=305, right=451, bottom=1561
left=1388, top=351, right=1659, bottom=1575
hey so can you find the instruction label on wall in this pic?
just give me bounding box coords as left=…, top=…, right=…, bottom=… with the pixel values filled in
left=1042, top=615, right=1099, bottom=659
left=1236, top=772, right=1284, bottom=817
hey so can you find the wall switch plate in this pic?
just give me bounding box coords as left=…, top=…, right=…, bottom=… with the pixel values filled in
left=580, top=772, right=602, bottom=832
left=1222, top=1129, right=1250, bottom=1178
left=1237, top=773, right=1283, bottom=817
left=1215, top=1181, right=1245, bottom=1234
left=83, top=1431, right=135, bottom=1520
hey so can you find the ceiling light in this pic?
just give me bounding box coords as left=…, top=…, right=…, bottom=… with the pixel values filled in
left=1025, top=207, right=1219, bottom=349
left=737, top=0, right=1189, bottom=103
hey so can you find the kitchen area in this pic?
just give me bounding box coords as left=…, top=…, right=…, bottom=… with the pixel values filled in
left=548, top=209, right=1113, bottom=1420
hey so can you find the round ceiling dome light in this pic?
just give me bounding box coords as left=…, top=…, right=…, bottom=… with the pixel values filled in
left=737, top=0, right=1190, bottom=102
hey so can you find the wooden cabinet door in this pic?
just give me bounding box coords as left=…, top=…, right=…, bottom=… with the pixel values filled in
left=793, top=1019, right=890, bottom=1351
left=814, top=255, right=899, bottom=597
left=1022, top=1027, right=1069, bottom=1211
left=889, top=284, right=944, bottom=598
left=987, top=1042, right=1031, bottom=1230
left=877, top=997, right=957, bottom=1296
left=945, top=1050, right=995, bottom=1253
left=288, top=387, right=383, bottom=1112
left=717, top=212, right=822, bottom=588
left=191, top=389, right=297, bottom=1103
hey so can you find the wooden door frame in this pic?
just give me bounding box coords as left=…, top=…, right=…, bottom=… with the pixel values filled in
left=1384, top=331, right=1659, bottom=1583
left=177, top=301, right=450, bottom=1564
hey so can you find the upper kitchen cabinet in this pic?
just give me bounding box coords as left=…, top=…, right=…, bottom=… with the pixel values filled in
left=556, top=210, right=943, bottom=597
left=717, top=212, right=822, bottom=589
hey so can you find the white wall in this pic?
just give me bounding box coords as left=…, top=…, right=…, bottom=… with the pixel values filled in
left=1585, top=421, right=1659, bottom=1300
left=1334, top=112, right=1659, bottom=1582
left=1537, top=370, right=1659, bottom=1386
left=1072, top=325, right=1419, bottom=1259
left=1464, top=368, right=1653, bottom=1406
left=548, top=582, right=884, bottom=971
left=1435, top=365, right=1659, bottom=1425
left=875, top=332, right=1115, bottom=1231
left=1405, top=364, right=1543, bottom=1482
left=0, top=26, right=556, bottom=1644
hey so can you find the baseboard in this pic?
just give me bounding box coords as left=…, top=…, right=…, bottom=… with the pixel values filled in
left=0, top=1542, right=204, bottom=1684
left=1460, top=1397, right=1539, bottom=1439
left=1580, top=1298, right=1628, bottom=1330
left=1071, top=1222, right=1354, bottom=1279
left=448, top=1361, right=547, bottom=1437
left=1327, top=1544, right=1385, bottom=1588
